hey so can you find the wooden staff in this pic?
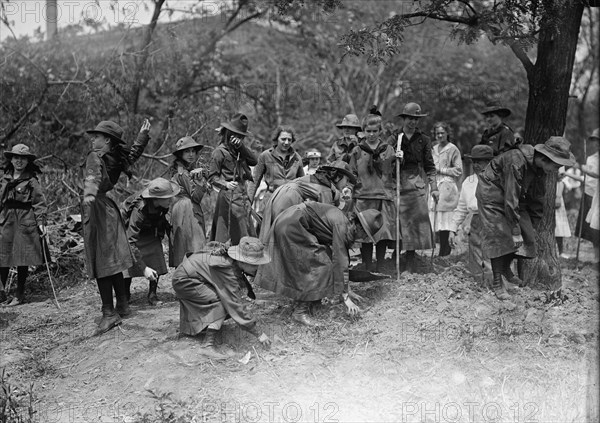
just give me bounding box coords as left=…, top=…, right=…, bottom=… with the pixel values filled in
left=576, top=139, right=587, bottom=262
left=396, top=133, right=403, bottom=283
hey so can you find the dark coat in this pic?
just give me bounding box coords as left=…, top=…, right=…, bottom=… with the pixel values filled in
left=0, top=172, right=47, bottom=266
left=480, top=124, right=517, bottom=156
left=476, top=145, right=544, bottom=259
left=80, top=130, right=150, bottom=279
left=248, top=147, right=304, bottom=199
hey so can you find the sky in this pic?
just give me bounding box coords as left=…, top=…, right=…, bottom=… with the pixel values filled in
left=0, top=0, right=214, bottom=41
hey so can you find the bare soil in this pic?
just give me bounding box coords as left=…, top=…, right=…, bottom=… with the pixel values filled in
left=1, top=239, right=598, bottom=423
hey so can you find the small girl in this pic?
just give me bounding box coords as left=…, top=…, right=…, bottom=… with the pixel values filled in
left=0, top=144, right=48, bottom=306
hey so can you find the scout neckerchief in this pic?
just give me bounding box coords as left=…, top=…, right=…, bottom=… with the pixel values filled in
left=358, top=140, right=388, bottom=176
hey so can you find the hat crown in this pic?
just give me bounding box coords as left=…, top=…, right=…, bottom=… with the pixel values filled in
left=10, top=144, right=33, bottom=156
left=545, top=136, right=572, bottom=160
left=96, top=121, right=124, bottom=137
left=399, top=102, right=428, bottom=117
left=231, top=236, right=268, bottom=263
left=223, top=113, right=249, bottom=135
left=468, top=145, right=494, bottom=160
left=143, top=177, right=179, bottom=198
left=305, top=149, right=321, bottom=159
left=338, top=114, right=361, bottom=128
left=174, top=136, right=203, bottom=153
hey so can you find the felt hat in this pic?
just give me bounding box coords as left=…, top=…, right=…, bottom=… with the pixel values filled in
left=356, top=209, right=384, bottom=241
left=86, top=120, right=126, bottom=144
left=398, top=102, right=428, bottom=118
left=319, top=161, right=357, bottom=185
left=336, top=114, right=362, bottom=129
left=4, top=144, right=36, bottom=160
left=480, top=104, right=512, bottom=118
left=533, top=136, right=576, bottom=167
left=220, top=113, right=250, bottom=137
left=464, top=145, right=494, bottom=161
left=227, top=236, right=271, bottom=265
left=173, top=136, right=204, bottom=155
left=588, top=128, right=599, bottom=141
left=141, top=177, right=181, bottom=199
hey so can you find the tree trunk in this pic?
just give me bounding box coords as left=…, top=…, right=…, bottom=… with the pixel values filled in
left=521, top=2, right=584, bottom=289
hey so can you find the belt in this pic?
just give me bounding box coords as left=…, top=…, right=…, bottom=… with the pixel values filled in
left=3, top=201, right=32, bottom=210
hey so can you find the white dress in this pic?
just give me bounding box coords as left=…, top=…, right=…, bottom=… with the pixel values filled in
left=428, top=142, right=462, bottom=231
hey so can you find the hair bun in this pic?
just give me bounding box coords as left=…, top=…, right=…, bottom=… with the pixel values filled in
left=369, top=105, right=382, bottom=116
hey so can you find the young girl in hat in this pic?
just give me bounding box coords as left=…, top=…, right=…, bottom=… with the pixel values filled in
left=326, top=114, right=363, bottom=164
left=121, top=178, right=179, bottom=308
left=479, top=104, right=518, bottom=156
left=303, top=149, right=322, bottom=175
left=208, top=113, right=258, bottom=245
left=0, top=144, right=47, bottom=306
left=169, top=136, right=209, bottom=267
left=82, top=118, right=151, bottom=334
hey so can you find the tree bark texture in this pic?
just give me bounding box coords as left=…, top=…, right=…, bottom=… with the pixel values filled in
left=521, top=1, right=584, bottom=288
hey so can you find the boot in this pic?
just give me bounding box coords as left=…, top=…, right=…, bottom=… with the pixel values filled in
left=292, top=301, right=317, bottom=327
left=148, top=279, right=161, bottom=306
left=360, top=243, right=375, bottom=271
left=96, top=305, right=122, bottom=335
left=438, top=231, right=452, bottom=257
left=503, top=257, right=524, bottom=289
left=492, top=272, right=511, bottom=301
left=199, top=329, right=227, bottom=359
left=115, top=297, right=131, bottom=317
left=123, top=278, right=132, bottom=304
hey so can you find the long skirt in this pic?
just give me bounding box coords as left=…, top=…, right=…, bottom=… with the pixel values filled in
left=576, top=194, right=599, bottom=245
left=124, top=233, right=168, bottom=278
left=0, top=208, right=45, bottom=267
left=210, top=186, right=256, bottom=246
left=83, top=194, right=133, bottom=279
left=255, top=205, right=343, bottom=301
left=554, top=197, right=571, bottom=238
left=354, top=198, right=396, bottom=243
left=169, top=196, right=206, bottom=267
left=398, top=174, right=433, bottom=250
left=171, top=267, right=227, bottom=336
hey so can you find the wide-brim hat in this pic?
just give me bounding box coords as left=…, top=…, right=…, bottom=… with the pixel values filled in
left=464, top=145, right=494, bottom=161
left=220, top=113, right=250, bottom=137
left=355, top=208, right=383, bottom=241
left=589, top=128, right=600, bottom=141
left=319, top=161, right=357, bottom=185
left=173, top=136, right=204, bottom=155
left=227, top=236, right=271, bottom=265
left=336, top=114, right=362, bottom=129
left=86, top=120, right=126, bottom=144
left=4, top=143, right=36, bottom=160
left=534, top=136, right=576, bottom=167
left=480, top=104, right=512, bottom=118
left=141, top=177, right=181, bottom=199
left=397, top=102, right=428, bottom=118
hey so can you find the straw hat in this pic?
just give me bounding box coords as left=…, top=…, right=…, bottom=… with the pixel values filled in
left=141, top=177, right=181, bottom=199
left=227, top=236, right=271, bottom=265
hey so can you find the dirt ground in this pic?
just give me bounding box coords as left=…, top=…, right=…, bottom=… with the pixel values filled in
left=1, top=238, right=598, bottom=423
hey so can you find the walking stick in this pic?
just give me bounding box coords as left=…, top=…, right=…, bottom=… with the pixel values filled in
left=396, top=134, right=403, bottom=283
left=41, top=234, right=61, bottom=310
left=576, top=140, right=587, bottom=262
left=431, top=202, right=438, bottom=265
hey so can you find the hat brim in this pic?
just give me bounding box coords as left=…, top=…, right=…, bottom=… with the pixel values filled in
left=4, top=152, right=36, bottom=160
left=86, top=129, right=126, bottom=145
left=173, top=143, right=204, bottom=155
left=336, top=123, right=362, bottom=129
left=534, top=145, right=576, bottom=167
left=227, top=245, right=271, bottom=265
left=464, top=154, right=493, bottom=161
left=319, top=165, right=357, bottom=185
left=220, top=122, right=250, bottom=137
left=141, top=181, right=181, bottom=199
left=481, top=108, right=511, bottom=118
left=397, top=113, right=428, bottom=118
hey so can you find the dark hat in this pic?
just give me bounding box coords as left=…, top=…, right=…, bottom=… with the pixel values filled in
left=480, top=104, right=512, bottom=118
left=336, top=114, right=362, bottom=129
left=227, top=236, right=271, bottom=265
left=533, top=136, right=576, bottom=167
left=589, top=128, right=600, bottom=141
left=398, top=102, right=428, bottom=118
left=173, top=136, right=204, bottom=155
left=319, top=161, right=357, bottom=185
left=464, top=145, right=494, bottom=161
left=355, top=208, right=384, bottom=242
left=220, top=113, right=250, bottom=137
left=86, top=120, right=126, bottom=144
left=4, top=144, right=36, bottom=160
left=141, top=177, right=181, bottom=199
